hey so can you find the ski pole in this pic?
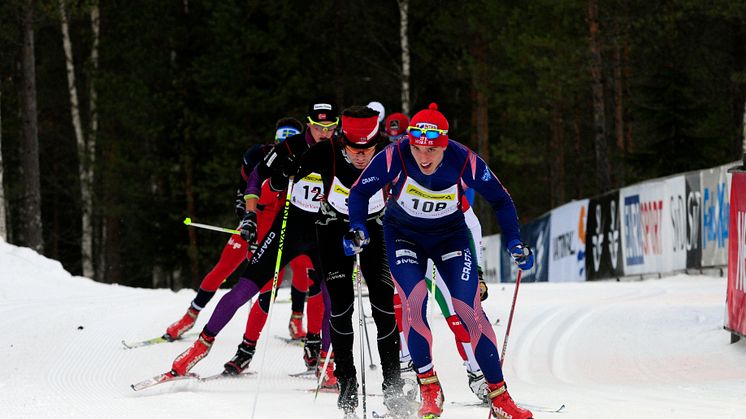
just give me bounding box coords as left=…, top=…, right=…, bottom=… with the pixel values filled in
left=500, top=269, right=523, bottom=366
left=355, top=252, right=367, bottom=419
left=361, top=309, right=377, bottom=370
left=251, top=176, right=295, bottom=419
left=183, top=217, right=240, bottom=235
left=314, top=343, right=334, bottom=400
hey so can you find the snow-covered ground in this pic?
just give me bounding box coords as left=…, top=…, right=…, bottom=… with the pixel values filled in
left=1, top=239, right=744, bottom=418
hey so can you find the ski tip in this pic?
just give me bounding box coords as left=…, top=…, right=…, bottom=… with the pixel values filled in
left=557, top=404, right=566, bottom=412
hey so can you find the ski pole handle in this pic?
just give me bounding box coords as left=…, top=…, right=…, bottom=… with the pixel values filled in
left=183, top=217, right=240, bottom=235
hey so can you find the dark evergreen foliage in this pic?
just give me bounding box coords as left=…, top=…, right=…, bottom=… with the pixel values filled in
left=0, top=0, right=743, bottom=287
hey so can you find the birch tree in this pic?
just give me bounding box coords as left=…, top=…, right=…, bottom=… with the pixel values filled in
left=58, top=0, right=98, bottom=278
left=397, top=0, right=410, bottom=115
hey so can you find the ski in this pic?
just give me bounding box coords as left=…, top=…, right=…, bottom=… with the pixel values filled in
left=122, top=332, right=197, bottom=349
left=289, top=369, right=316, bottom=378
left=199, top=371, right=256, bottom=382
left=130, top=372, right=199, bottom=391
left=275, top=335, right=304, bottom=346
left=449, top=400, right=566, bottom=413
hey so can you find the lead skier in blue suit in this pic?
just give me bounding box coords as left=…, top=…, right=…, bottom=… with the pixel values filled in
left=344, top=103, right=534, bottom=419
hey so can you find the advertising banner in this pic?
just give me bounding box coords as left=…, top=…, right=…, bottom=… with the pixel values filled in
left=620, top=180, right=681, bottom=276
left=701, top=166, right=730, bottom=266
left=585, top=191, right=624, bottom=280
left=501, top=213, right=550, bottom=283
left=481, top=234, right=501, bottom=283
left=685, top=172, right=703, bottom=268
left=549, top=199, right=589, bottom=282
left=665, top=176, right=688, bottom=271
left=726, top=167, right=746, bottom=337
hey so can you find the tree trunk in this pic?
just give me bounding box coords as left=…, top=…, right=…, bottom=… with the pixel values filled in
left=19, top=0, right=44, bottom=253
left=0, top=88, right=6, bottom=241
left=89, top=2, right=100, bottom=278
left=59, top=0, right=94, bottom=278
left=742, top=98, right=746, bottom=155
left=184, top=152, right=199, bottom=289
left=588, top=0, right=611, bottom=192
left=613, top=39, right=625, bottom=185
left=469, top=34, right=495, bottom=235
left=550, top=102, right=566, bottom=207
left=573, top=105, right=584, bottom=199
left=398, top=0, right=410, bottom=115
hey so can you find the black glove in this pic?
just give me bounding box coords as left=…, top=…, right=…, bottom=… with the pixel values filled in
left=478, top=268, right=489, bottom=301
left=281, top=152, right=301, bottom=178
left=238, top=211, right=257, bottom=245
left=235, top=197, right=246, bottom=221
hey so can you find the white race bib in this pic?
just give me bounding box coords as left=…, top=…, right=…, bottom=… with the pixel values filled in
left=396, top=177, right=459, bottom=219
left=327, top=176, right=385, bottom=215
left=291, top=173, right=324, bottom=212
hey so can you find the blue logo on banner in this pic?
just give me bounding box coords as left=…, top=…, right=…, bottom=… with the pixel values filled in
left=624, top=195, right=644, bottom=266
left=703, top=183, right=729, bottom=250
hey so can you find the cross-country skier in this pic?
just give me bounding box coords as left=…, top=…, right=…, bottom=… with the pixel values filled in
left=164, top=98, right=338, bottom=387
left=384, top=112, right=409, bottom=143
left=275, top=105, right=408, bottom=417
left=163, top=117, right=314, bottom=345
left=394, top=196, right=493, bottom=403
left=345, top=103, right=535, bottom=419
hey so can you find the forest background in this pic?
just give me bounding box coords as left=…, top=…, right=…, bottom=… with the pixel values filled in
left=0, top=0, right=744, bottom=290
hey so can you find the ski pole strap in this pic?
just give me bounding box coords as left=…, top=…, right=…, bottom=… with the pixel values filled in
left=183, top=217, right=240, bottom=235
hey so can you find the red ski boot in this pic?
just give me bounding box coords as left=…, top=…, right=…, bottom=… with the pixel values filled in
left=487, top=381, right=533, bottom=419
left=288, top=311, right=306, bottom=340
left=171, top=332, right=214, bottom=376
left=416, top=370, right=444, bottom=418
left=165, top=307, right=199, bottom=341
left=316, top=351, right=338, bottom=389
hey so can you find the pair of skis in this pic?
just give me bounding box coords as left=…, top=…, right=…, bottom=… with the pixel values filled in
left=131, top=370, right=256, bottom=391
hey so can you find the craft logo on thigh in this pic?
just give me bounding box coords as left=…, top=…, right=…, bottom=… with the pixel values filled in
left=461, top=248, right=472, bottom=281
left=251, top=231, right=276, bottom=262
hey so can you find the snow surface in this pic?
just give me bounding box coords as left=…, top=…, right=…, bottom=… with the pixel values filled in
left=1, top=239, right=744, bottom=419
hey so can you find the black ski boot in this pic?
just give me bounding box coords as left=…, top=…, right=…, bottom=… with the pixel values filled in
left=337, top=374, right=359, bottom=415
left=303, top=333, right=321, bottom=369
left=223, top=338, right=256, bottom=375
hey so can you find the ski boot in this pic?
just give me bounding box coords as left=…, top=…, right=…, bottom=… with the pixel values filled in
left=337, top=375, right=359, bottom=416
left=467, top=369, right=489, bottom=403
left=303, top=333, right=321, bottom=369
left=223, top=338, right=256, bottom=375
left=288, top=311, right=306, bottom=340
left=171, top=331, right=214, bottom=376
left=164, top=307, right=199, bottom=341
left=487, top=381, right=533, bottom=419
left=316, top=350, right=338, bottom=389
left=416, top=370, right=444, bottom=419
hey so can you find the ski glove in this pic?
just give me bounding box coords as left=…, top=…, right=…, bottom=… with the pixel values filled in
left=342, top=224, right=370, bottom=256
left=238, top=211, right=258, bottom=246
left=478, top=268, right=489, bottom=301
left=235, top=197, right=246, bottom=221
left=508, top=239, right=534, bottom=271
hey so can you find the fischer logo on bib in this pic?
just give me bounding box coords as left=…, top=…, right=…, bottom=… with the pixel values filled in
left=327, top=177, right=385, bottom=215
left=397, top=177, right=458, bottom=219
left=291, top=173, right=324, bottom=212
